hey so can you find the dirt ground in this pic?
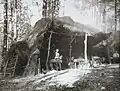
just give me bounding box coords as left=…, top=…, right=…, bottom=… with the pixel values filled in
left=0, top=64, right=120, bottom=91
left=79, top=67, right=120, bottom=91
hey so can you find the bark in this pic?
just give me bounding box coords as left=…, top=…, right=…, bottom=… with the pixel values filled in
left=2, top=0, right=8, bottom=60
left=114, top=0, right=117, bottom=31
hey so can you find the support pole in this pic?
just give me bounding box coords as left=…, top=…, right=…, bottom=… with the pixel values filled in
left=46, top=31, right=53, bottom=71
left=69, top=45, right=72, bottom=61
left=107, top=43, right=111, bottom=64
left=38, top=58, right=41, bottom=74
left=69, top=36, right=76, bottom=62
left=84, top=33, right=88, bottom=63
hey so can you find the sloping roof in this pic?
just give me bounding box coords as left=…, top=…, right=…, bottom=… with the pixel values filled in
left=59, top=16, right=100, bottom=35
left=33, top=16, right=100, bottom=35
left=26, top=16, right=101, bottom=47
left=93, top=31, right=120, bottom=48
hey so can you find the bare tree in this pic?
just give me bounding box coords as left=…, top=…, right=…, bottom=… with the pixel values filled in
left=2, top=0, right=8, bottom=60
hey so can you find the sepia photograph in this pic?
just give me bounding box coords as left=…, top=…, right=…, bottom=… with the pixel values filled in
left=0, top=0, right=120, bottom=91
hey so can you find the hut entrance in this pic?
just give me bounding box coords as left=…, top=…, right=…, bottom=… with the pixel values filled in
left=39, top=26, right=93, bottom=71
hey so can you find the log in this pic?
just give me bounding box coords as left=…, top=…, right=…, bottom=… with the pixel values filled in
left=84, top=33, right=88, bottom=63
left=46, top=31, right=53, bottom=71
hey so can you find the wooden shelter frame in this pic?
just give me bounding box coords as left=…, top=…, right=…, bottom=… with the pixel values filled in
left=45, top=27, right=90, bottom=70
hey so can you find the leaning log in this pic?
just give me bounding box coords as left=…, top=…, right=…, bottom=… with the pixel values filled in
left=46, top=31, right=53, bottom=71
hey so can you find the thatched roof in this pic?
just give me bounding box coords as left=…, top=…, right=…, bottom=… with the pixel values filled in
left=93, top=31, right=120, bottom=48
left=25, top=16, right=100, bottom=48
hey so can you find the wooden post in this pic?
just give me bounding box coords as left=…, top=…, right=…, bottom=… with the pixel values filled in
left=69, top=36, right=75, bottom=61
left=46, top=31, right=53, bottom=71
left=69, top=45, right=72, bottom=61
left=38, top=58, right=41, bottom=74
left=84, top=33, right=88, bottom=63
left=107, top=40, right=111, bottom=64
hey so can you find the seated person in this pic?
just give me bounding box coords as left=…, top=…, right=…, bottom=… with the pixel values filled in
left=55, top=49, right=60, bottom=61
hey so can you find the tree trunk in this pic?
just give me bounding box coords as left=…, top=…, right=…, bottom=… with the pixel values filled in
left=2, top=0, right=8, bottom=60
left=114, top=0, right=117, bottom=31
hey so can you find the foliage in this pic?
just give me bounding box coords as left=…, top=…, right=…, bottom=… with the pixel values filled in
left=73, top=0, right=120, bottom=32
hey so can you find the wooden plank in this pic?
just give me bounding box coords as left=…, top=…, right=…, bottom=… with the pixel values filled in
left=12, top=55, right=18, bottom=77
left=5, top=73, right=11, bottom=74
left=7, top=62, right=16, bottom=66
left=6, top=67, right=14, bottom=70
left=4, top=53, right=19, bottom=77
left=3, top=59, right=9, bottom=77
left=47, top=31, right=86, bottom=36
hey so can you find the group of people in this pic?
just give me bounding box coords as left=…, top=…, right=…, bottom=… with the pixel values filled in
left=29, top=47, right=119, bottom=75
left=25, top=48, right=63, bottom=75
left=67, top=51, right=120, bottom=69
left=68, top=56, right=85, bottom=69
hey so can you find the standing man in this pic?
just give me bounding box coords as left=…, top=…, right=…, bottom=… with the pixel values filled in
left=68, top=57, right=74, bottom=68
left=54, top=49, right=60, bottom=70
left=24, top=48, right=40, bottom=76
left=59, top=55, right=63, bottom=70
left=113, top=51, right=119, bottom=64
left=34, top=48, right=40, bottom=75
